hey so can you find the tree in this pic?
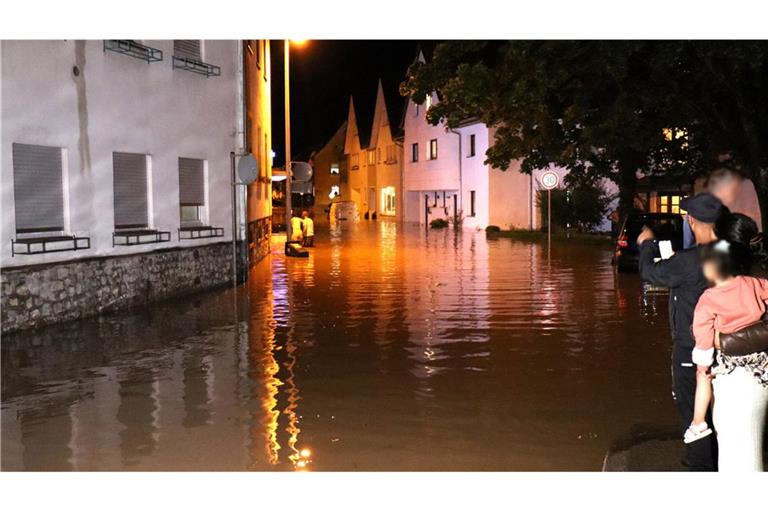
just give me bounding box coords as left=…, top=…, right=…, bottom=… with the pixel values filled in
left=400, top=41, right=768, bottom=225
left=538, top=181, right=614, bottom=233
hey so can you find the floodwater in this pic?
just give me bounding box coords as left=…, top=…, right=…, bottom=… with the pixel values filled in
left=1, top=222, right=678, bottom=471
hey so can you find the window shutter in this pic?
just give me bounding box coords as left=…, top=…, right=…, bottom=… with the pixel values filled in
left=178, top=157, right=205, bottom=206
left=174, top=40, right=202, bottom=61
left=113, top=152, right=148, bottom=228
left=12, top=143, right=64, bottom=232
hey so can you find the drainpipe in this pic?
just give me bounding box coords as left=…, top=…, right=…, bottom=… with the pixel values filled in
left=449, top=128, right=462, bottom=226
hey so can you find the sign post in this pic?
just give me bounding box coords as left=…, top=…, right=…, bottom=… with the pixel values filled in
left=539, top=171, right=560, bottom=254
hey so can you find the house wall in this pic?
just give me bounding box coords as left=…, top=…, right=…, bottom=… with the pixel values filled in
left=244, top=40, right=273, bottom=262
left=1, top=40, right=239, bottom=267
left=1, top=40, right=268, bottom=332
left=312, top=122, right=346, bottom=225
left=343, top=99, right=367, bottom=216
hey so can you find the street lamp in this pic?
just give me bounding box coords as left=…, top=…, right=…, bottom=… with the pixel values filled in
left=284, top=39, right=308, bottom=243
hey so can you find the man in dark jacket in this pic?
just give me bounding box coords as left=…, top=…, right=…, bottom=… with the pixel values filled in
left=637, top=193, right=722, bottom=471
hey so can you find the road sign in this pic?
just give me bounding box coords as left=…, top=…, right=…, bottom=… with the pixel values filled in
left=540, top=171, right=559, bottom=190
left=539, top=171, right=559, bottom=258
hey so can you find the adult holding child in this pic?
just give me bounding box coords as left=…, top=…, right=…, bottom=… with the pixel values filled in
left=637, top=193, right=723, bottom=471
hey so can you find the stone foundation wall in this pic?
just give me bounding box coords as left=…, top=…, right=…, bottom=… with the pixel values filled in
left=2, top=242, right=235, bottom=334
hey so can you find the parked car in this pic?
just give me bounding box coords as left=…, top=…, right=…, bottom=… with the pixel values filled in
left=614, top=212, right=684, bottom=272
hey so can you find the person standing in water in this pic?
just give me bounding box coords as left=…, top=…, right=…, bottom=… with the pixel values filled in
left=301, top=210, right=314, bottom=247
left=637, top=193, right=723, bottom=471
left=290, top=210, right=304, bottom=244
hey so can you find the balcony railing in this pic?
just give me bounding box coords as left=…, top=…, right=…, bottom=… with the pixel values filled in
left=172, top=56, right=221, bottom=77
left=103, top=40, right=163, bottom=63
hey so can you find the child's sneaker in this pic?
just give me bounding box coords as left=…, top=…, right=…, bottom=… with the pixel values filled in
left=684, top=422, right=713, bottom=444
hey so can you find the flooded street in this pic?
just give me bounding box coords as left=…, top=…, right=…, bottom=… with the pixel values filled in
left=1, top=222, right=678, bottom=471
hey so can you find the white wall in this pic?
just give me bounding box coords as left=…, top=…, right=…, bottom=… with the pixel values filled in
left=1, top=40, right=239, bottom=269
left=402, top=95, right=461, bottom=224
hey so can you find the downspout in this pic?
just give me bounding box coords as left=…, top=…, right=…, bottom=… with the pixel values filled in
left=449, top=128, right=462, bottom=227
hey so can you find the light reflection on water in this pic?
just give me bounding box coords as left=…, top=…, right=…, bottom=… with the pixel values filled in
left=1, top=222, right=676, bottom=470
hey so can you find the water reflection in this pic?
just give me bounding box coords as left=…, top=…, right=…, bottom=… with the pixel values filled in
left=1, top=223, right=677, bottom=470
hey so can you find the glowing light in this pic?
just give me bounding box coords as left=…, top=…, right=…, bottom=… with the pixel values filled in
left=300, top=448, right=312, bottom=458
left=290, top=40, right=308, bottom=47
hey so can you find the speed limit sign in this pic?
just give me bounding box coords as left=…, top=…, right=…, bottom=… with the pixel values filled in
left=540, top=171, right=559, bottom=190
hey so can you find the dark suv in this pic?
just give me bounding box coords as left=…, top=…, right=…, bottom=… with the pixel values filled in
left=614, top=212, right=684, bottom=271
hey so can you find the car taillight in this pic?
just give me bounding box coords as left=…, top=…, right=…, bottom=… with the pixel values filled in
left=617, top=234, right=628, bottom=248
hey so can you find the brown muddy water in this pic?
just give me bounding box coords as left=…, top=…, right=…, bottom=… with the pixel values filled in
left=1, top=222, right=678, bottom=471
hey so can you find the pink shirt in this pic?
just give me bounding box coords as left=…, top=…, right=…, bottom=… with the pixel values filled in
left=692, top=275, right=768, bottom=366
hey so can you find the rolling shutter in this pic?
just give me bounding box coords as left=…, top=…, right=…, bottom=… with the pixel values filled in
left=174, top=40, right=202, bottom=61
left=12, top=143, right=64, bottom=232
left=113, top=152, right=148, bottom=228
left=178, top=157, right=205, bottom=206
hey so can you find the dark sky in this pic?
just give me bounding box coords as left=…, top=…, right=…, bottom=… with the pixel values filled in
left=270, top=40, right=435, bottom=166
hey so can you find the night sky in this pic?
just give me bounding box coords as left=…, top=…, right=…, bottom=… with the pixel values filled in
left=270, top=40, right=436, bottom=166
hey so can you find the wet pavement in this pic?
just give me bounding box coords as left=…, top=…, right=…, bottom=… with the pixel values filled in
left=1, top=221, right=680, bottom=471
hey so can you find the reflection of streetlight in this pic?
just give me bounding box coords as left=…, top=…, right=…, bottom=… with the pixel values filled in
left=284, top=39, right=309, bottom=242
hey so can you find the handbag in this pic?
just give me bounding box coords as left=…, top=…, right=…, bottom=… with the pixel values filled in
left=719, top=320, right=768, bottom=357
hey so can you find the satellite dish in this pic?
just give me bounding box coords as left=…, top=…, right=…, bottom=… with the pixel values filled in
left=237, top=154, right=258, bottom=184
left=291, top=161, right=313, bottom=182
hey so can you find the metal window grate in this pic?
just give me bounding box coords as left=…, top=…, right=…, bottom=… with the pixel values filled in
left=113, top=152, right=148, bottom=229
left=103, top=40, right=163, bottom=63
left=178, top=157, right=205, bottom=206
left=12, top=143, right=64, bottom=232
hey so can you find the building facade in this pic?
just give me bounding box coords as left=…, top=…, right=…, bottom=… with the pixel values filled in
left=244, top=39, right=273, bottom=263
left=402, top=92, right=548, bottom=231
left=342, top=81, right=404, bottom=222
left=1, top=40, right=272, bottom=333
left=310, top=121, right=347, bottom=225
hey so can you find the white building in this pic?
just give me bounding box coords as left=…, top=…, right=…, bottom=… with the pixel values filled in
left=1, top=40, right=271, bottom=332
left=402, top=54, right=615, bottom=231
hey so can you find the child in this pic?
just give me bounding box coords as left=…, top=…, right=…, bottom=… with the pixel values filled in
left=687, top=239, right=768, bottom=444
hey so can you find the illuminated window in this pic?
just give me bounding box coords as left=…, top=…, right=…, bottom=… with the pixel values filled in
left=425, top=94, right=433, bottom=111
left=381, top=186, right=396, bottom=215
left=367, top=149, right=376, bottom=165
left=428, top=139, right=438, bottom=160
left=330, top=163, right=339, bottom=175
left=329, top=185, right=340, bottom=199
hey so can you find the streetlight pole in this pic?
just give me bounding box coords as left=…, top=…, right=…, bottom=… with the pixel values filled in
left=284, top=40, right=292, bottom=242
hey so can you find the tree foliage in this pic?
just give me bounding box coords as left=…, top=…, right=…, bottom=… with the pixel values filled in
left=400, top=41, right=768, bottom=226
left=538, top=181, right=614, bottom=233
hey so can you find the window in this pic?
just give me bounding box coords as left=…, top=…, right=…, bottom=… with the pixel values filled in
left=377, top=147, right=382, bottom=163
left=385, top=145, right=398, bottom=163
left=113, top=152, right=149, bottom=229
left=415, top=103, right=420, bottom=117
left=411, top=143, right=419, bottom=162
left=12, top=143, right=65, bottom=233
left=350, top=153, right=359, bottom=169
left=330, top=163, right=340, bottom=175
left=468, top=134, right=476, bottom=157
left=428, top=139, right=438, bottom=160
left=658, top=194, right=684, bottom=214
left=179, top=157, right=206, bottom=226
left=329, top=185, right=340, bottom=199
left=381, top=186, right=396, bottom=216
left=470, top=190, right=476, bottom=217
left=174, top=40, right=202, bottom=62
left=425, top=94, right=433, bottom=111
left=367, top=149, right=376, bottom=166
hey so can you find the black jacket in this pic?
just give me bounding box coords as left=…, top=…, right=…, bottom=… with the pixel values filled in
left=638, top=240, right=709, bottom=362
